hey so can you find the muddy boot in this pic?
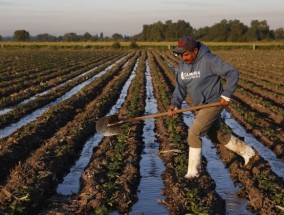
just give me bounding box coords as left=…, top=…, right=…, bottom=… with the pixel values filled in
left=223, top=135, right=256, bottom=167
left=185, top=147, right=201, bottom=179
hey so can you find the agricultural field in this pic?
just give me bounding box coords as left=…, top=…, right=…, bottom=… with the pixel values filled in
left=0, top=47, right=283, bottom=215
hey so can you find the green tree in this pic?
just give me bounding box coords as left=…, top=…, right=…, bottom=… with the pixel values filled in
left=112, top=33, right=123, bottom=41
left=129, top=41, right=138, bottom=48
left=36, top=33, right=57, bottom=42
left=63, top=32, right=80, bottom=42
left=274, top=28, right=284, bottom=40
left=83, top=32, right=92, bottom=41
left=92, top=34, right=99, bottom=41
left=207, top=19, right=230, bottom=41
left=149, top=21, right=165, bottom=41
left=0, top=35, right=2, bottom=41
left=195, top=26, right=210, bottom=41
left=112, top=41, right=121, bottom=49
left=176, top=20, right=194, bottom=39
left=164, top=20, right=175, bottom=41
left=245, top=20, right=272, bottom=41
left=129, top=18, right=279, bottom=42
left=14, top=30, right=30, bottom=41
left=140, top=24, right=150, bottom=41
left=227, top=19, right=248, bottom=42
left=137, top=20, right=194, bottom=41
left=100, top=32, right=104, bottom=40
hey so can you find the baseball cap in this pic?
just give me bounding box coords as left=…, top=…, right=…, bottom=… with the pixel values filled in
left=173, top=36, right=197, bottom=54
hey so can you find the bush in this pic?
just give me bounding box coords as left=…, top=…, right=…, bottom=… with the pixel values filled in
left=112, top=42, right=121, bottom=49
left=129, top=41, right=138, bottom=49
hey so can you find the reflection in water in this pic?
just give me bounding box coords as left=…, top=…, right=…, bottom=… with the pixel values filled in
left=56, top=60, right=138, bottom=195
left=0, top=65, right=101, bottom=117
left=0, top=59, right=124, bottom=138
left=130, top=62, right=168, bottom=214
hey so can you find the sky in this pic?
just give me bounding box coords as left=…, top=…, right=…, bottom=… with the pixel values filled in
left=0, top=0, right=283, bottom=37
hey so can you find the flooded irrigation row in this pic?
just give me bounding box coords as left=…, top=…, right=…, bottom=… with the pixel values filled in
left=0, top=51, right=140, bottom=214
left=56, top=59, right=139, bottom=195
left=0, top=55, right=128, bottom=138
left=56, top=54, right=260, bottom=214
left=129, top=62, right=167, bottom=214
left=0, top=50, right=283, bottom=214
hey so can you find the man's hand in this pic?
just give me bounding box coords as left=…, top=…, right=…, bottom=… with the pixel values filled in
left=168, top=105, right=179, bottom=117
left=219, top=97, right=230, bottom=106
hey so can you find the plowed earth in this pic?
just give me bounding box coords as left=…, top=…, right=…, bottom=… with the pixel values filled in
left=0, top=49, right=283, bottom=215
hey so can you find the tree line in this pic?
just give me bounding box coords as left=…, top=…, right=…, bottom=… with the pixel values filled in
left=135, top=19, right=284, bottom=42
left=1, top=19, right=284, bottom=42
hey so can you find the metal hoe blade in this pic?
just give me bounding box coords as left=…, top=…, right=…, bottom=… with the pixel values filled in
left=96, top=115, right=122, bottom=136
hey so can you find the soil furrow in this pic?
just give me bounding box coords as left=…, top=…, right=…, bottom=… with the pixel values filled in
left=148, top=51, right=225, bottom=214
left=0, top=53, right=135, bottom=185
left=0, top=52, right=141, bottom=214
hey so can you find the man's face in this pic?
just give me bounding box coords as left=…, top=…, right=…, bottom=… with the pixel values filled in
left=181, top=48, right=198, bottom=64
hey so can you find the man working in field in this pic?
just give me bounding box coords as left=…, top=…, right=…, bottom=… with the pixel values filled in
left=168, top=36, right=255, bottom=179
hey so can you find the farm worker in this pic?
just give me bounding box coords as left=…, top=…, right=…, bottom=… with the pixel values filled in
left=168, top=36, right=255, bottom=179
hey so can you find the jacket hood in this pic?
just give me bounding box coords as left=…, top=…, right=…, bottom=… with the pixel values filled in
left=194, top=42, right=210, bottom=64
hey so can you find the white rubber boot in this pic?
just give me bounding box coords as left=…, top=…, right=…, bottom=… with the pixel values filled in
left=224, top=135, right=255, bottom=166
left=185, top=147, right=202, bottom=179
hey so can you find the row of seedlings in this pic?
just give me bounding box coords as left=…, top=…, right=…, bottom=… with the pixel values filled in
left=237, top=71, right=284, bottom=97
left=0, top=51, right=128, bottom=128
left=0, top=50, right=127, bottom=108
left=0, top=49, right=79, bottom=81
left=236, top=80, right=283, bottom=121
left=237, top=77, right=284, bottom=105
left=148, top=51, right=225, bottom=215
left=0, top=49, right=118, bottom=85
left=70, top=52, right=147, bottom=214
left=224, top=50, right=284, bottom=91
left=156, top=50, right=284, bottom=214
left=230, top=87, right=284, bottom=159
left=0, top=52, right=135, bottom=185
left=0, top=52, right=142, bottom=214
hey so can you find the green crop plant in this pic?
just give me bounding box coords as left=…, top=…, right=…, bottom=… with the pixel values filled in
left=219, top=121, right=233, bottom=135
left=54, top=144, right=70, bottom=157
left=243, top=111, right=256, bottom=125
left=166, top=118, right=184, bottom=148
left=184, top=188, right=210, bottom=214
left=257, top=174, right=280, bottom=191
left=174, top=153, right=188, bottom=175
left=95, top=206, right=109, bottom=215
left=256, top=174, right=284, bottom=209
left=102, top=182, right=116, bottom=198
left=274, top=193, right=284, bottom=209
left=263, top=127, right=277, bottom=139
left=8, top=186, right=33, bottom=215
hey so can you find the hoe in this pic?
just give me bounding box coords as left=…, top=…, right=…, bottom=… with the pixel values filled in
left=96, top=102, right=220, bottom=136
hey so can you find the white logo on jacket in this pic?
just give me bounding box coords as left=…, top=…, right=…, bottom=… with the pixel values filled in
left=181, top=71, right=201, bottom=80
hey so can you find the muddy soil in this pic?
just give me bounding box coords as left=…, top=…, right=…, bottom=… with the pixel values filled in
left=40, top=52, right=146, bottom=214
left=152, top=50, right=284, bottom=215
left=0, top=50, right=283, bottom=215
left=148, top=51, right=226, bottom=214
left=0, top=53, right=140, bottom=214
